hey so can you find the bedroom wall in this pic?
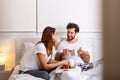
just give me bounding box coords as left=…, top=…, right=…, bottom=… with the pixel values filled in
left=38, top=0, right=102, bottom=32
left=0, top=0, right=36, bottom=32
left=0, top=0, right=102, bottom=33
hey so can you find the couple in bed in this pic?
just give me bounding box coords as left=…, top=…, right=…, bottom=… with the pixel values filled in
left=19, top=22, right=91, bottom=80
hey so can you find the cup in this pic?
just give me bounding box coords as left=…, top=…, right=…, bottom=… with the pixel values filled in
left=71, top=49, right=76, bottom=56
left=69, top=59, right=75, bottom=68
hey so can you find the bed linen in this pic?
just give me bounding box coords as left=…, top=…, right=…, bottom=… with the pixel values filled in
left=8, top=59, right=103, bottom=80
left=54, top=59, right=103, bottom=80
left=8, top=65, right=45, bottom=80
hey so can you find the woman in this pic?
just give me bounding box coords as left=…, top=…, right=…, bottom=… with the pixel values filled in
left=19, top=26, right=69, bottom=80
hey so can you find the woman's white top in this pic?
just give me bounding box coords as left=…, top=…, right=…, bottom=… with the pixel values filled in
left=20, top=43, right=56, bottom=72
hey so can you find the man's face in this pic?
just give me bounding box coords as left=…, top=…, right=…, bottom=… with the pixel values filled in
left=67, top=28, right=76, bottom=41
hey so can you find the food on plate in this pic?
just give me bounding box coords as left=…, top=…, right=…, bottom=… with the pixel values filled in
left=69, top=65, right=75, bottom=69
left=61, top=64, right=76, bottom=69
left=61, top=64, right=68, bottom=69
left=61, top=59, right=76, bottom=69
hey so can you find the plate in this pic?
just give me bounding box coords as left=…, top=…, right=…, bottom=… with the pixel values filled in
left=55, top=66, right=80, bottom=73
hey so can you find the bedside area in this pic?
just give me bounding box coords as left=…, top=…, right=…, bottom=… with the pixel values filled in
left=0, top=39, right=16, bottom=80
left=0, top=69, right=12, bottom=80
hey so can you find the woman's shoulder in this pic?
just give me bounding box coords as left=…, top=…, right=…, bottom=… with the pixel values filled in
left=34, top=42, right=46, bottom=54
left=36, top=42, right=44, bottom=46
left=35, top=42, right=45, bottom=48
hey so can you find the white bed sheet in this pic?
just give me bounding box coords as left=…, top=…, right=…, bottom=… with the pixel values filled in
left=55, top=60, right=103, bottom=80
left=8, top=65, right=45, bottom=80
left=8, top=59, right=103, bottom=80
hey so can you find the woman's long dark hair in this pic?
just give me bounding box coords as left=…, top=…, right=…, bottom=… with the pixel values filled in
left=37, top=26, right=56, bottom=55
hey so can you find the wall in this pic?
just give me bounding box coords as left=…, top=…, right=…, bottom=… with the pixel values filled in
left=0, top=0, right=102, bottom=33
left=38, top=0, right=102, bottom=32
left=0, top=0, right=36, bottom=32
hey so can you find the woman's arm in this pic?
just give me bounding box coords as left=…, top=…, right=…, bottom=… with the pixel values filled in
left=48, top=58, right=60, bottom=63
left=37, top=53, right=69, bottom=70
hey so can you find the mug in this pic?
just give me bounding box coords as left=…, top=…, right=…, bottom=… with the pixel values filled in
left=69, top=59, right=75, bottom=67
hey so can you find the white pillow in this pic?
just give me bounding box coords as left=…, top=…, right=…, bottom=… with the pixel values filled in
left=20, top=42, right=35, bottom=61
left=19, top=42, right=36, bottom=71
left=22, top=42, right=35, bottom=54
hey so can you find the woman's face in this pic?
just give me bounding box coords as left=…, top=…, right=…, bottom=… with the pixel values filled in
left=52, top=32, right=57, bottom=42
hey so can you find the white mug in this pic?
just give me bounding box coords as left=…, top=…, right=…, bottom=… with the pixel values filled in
left=69, top=59, right=75, bottom=67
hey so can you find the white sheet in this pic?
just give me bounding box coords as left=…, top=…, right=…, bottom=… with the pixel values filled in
left=9, top=74, right=45, bottom=80
left=54, top=59, right=103, bottom=80
left=9, top=59, right=103, bottom=80
left=8, top=65, right=45, bottom=80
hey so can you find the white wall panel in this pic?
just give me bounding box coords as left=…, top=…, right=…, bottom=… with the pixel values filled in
left=0, top=0, right=36, bottom=32
left=38, top=0, right=102, bottom=32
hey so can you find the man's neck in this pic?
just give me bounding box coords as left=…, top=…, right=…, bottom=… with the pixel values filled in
left=67, top=38, right=78, bottom=44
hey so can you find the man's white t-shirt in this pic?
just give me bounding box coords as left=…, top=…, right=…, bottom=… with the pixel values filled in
left=20, top=43, right=56, bottom=72
left=57, top=38, right=87, bottom=64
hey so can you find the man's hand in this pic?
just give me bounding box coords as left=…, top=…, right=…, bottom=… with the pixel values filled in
left=77, top=47, right=84, bottom=55
left=63, top=49, right=71, bottom=56
left=77, top=48, right=90, bottom=63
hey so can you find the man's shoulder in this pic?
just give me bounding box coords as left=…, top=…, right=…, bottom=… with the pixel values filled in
left=59, top=38, right=67, bottom=44
left=57, top=38, right=67, bottom=48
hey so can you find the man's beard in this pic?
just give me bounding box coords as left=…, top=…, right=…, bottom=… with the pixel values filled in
left=67, top=36, right=75, bottom=41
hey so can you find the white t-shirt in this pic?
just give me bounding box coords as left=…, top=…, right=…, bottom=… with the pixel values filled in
left=20, top=43, right=56, bottom=72
left=57, top=38, right=87, bottom=64
left=34, top=43, right=56, bottom=62
left=57, top=38, right=87, bottom=53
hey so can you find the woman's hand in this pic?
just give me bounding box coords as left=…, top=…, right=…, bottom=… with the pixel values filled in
left=61, top=59, right=69, bottom=65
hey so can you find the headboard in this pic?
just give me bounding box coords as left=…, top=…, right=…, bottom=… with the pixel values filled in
left=14, top=35, right=103, bottom=66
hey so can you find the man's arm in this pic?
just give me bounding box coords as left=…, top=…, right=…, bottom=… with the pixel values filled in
left=77, top=48, right=90, bottom=63
left=55, top=52, right=63, bottom=61
left=55, top=49, right=70, bottom=61
left=79, top=51, right=90, bottom=63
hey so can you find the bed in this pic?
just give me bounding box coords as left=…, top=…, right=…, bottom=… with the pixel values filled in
left=8, top=36, right=103, bottom=80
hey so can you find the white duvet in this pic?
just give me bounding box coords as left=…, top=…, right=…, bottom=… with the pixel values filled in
left=9, top=74, right=45, bottom=80
left=8, top=65, right=45, bottom=80
left=55, top=61, right=103, bottom=80
left=8, top=59, right=103, bottom=80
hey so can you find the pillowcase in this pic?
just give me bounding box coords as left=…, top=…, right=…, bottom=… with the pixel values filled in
left=19, top=42, right=36, bottom=71
left=23, top=42, right=35, bottom=54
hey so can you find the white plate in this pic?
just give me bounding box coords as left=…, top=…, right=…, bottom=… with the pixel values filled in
left=55, top=66, right=81, bottom=73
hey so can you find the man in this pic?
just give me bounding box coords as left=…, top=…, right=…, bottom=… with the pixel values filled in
left=55, top=22, right=90, bottom=65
